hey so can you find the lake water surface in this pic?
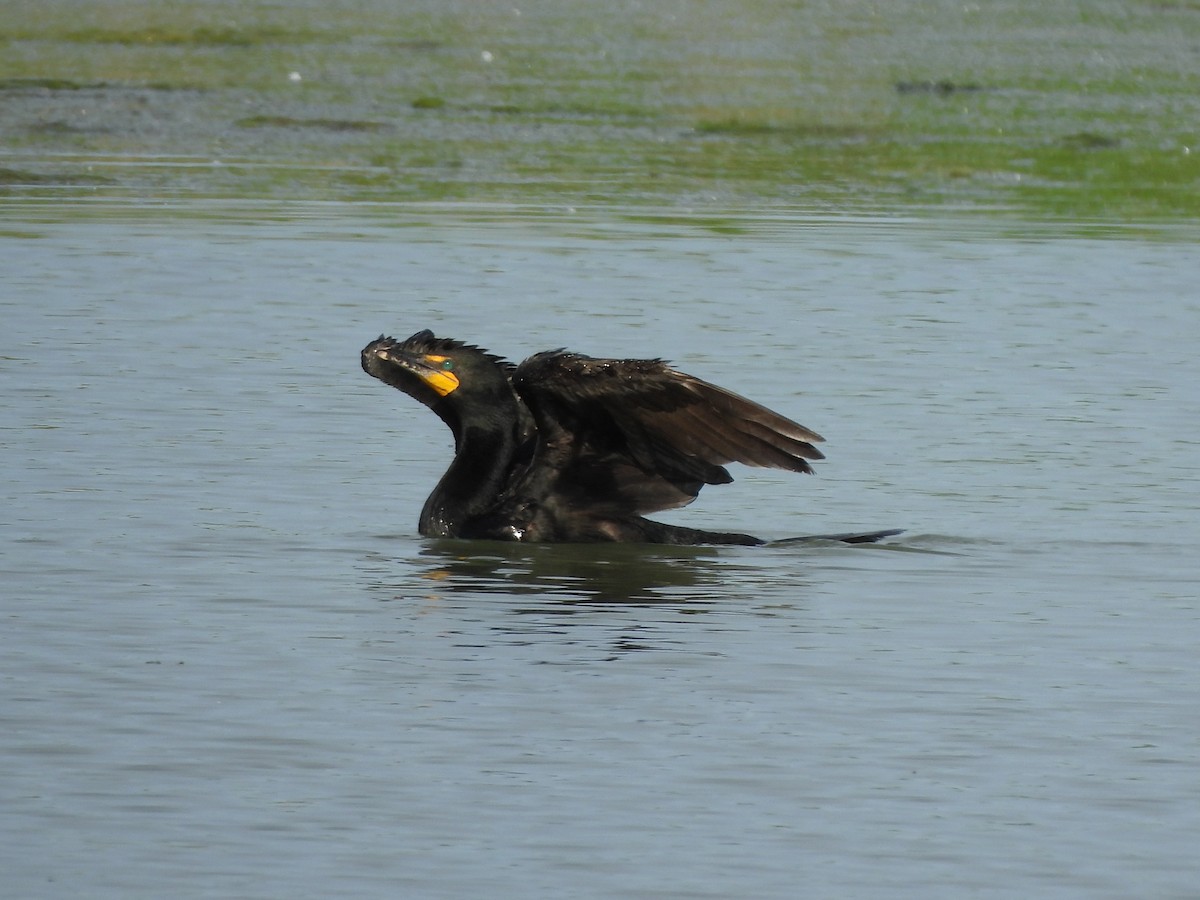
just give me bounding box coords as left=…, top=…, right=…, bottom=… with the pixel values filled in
left=3, top=203, right=1199, bottom=898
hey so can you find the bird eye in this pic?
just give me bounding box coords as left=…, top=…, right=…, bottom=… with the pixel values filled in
left=441, top=359, right=455, bottom=371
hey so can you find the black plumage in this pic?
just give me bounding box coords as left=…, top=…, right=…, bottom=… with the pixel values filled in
left=362, top=330, right=894, bottom=545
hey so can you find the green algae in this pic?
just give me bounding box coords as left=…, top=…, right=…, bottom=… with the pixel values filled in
left=1, top=0, right=1197, bottom=221
left=235, top=116, right=391, bottom=133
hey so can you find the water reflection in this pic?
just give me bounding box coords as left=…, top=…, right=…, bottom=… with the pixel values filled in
left=373, top=539, right=769, bottom=606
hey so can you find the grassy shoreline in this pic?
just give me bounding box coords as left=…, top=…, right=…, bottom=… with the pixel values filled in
left=2, top=0, right=1197, bottom=220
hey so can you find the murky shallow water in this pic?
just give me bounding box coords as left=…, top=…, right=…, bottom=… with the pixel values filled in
left=3, top=203, right=1199, bottom=898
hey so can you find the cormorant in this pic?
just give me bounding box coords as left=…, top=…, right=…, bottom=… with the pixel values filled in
left=361, top=330, right=898, bottom=545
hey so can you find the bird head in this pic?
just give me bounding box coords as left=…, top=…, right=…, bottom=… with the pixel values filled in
left=361, top=330, right=517, bottom=416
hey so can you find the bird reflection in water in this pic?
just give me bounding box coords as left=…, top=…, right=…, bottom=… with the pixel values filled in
left=414, top=539, right=753, bottom=606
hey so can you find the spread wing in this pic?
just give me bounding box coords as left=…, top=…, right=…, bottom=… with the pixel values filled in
left=511, top=351, right=825, bottom=516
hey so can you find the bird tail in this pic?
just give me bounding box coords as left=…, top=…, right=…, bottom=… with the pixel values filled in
left=769, top=528, right=904, bottom=545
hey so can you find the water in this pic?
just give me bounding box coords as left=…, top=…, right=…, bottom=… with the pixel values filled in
left=3, top=203, right=1199, bottom=898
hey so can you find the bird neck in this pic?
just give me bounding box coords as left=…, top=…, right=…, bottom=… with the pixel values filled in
left=419, top=406, right=527, bottom=538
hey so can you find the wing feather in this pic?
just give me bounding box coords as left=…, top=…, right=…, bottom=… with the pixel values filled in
left=512, top=351, right=824, bottom=515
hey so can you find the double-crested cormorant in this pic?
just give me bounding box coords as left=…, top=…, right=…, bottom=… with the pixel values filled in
left=361, top=330, right=899, bottom=545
